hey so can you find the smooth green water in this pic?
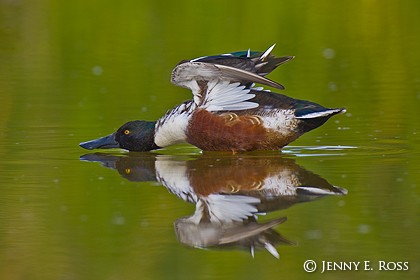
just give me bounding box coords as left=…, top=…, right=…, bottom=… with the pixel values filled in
left=1, top=1, right=419, bottom=279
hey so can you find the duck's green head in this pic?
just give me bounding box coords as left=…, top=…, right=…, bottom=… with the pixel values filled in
left=80, top=120, right=159, bottom=152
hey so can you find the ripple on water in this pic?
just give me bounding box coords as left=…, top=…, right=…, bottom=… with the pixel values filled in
left=283, top=144, right=409, bottom=158
left=96, top=142, right=409, bottom=159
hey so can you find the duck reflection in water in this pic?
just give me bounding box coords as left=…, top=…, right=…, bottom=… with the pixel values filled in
left=80, top=153, right=347, bottom=258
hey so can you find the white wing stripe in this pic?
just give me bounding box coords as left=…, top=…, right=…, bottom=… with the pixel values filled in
left=210, top=94, right=255, bottom=105
left=202, top=80, right=258, bottom=112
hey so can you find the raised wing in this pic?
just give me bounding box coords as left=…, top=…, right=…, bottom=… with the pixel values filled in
left=190, top=44, right=294, bottom=78
left=171, top=45, right=293, bottom=111
left=171, top=44, right=293, bottom=90
left=171, top=61, right=283, bottom=90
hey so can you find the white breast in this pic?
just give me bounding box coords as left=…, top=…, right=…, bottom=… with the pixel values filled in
left=154, top=102, right=195, bottom=147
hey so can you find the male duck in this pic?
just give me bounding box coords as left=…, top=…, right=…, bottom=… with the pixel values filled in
left=80, top=45, right=346, bottom=152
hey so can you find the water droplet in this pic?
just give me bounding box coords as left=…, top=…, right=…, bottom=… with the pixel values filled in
left=305, top=229, right=323, bottom=239
left=328, top=81, right=337, bottom=91
left=322, top=48, right=336, bottom=59
left=358, top=224, right=371, bottom=234
left=112, top=215, right=126, bottom=225
left=92, top=65, right=103, bottom=76
left=140, top=220, right=149, bottom=227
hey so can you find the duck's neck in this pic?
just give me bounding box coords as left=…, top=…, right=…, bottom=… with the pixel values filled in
left=141, top=121, right=160, bottom=151
left=154, top=101, right=194, bottom=147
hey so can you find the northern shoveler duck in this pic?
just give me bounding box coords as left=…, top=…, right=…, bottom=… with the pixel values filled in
left=80, top=45, right=346, bottom=152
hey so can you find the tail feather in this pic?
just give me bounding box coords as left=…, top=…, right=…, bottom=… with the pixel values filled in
left=295, top=106, right=346, bottom=133
left=295, top=108, right=346, bottom=119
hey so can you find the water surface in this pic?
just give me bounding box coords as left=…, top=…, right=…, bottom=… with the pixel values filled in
left=0, top=1, right=419, bottom=279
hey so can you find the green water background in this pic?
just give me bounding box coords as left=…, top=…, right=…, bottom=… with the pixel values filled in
left=0, top=0, right=419, bottom=279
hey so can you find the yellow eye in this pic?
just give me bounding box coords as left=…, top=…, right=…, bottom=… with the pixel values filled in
left=124, top=129, right=130, bottom=135
left=125, top=168, right=131, bottom=174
